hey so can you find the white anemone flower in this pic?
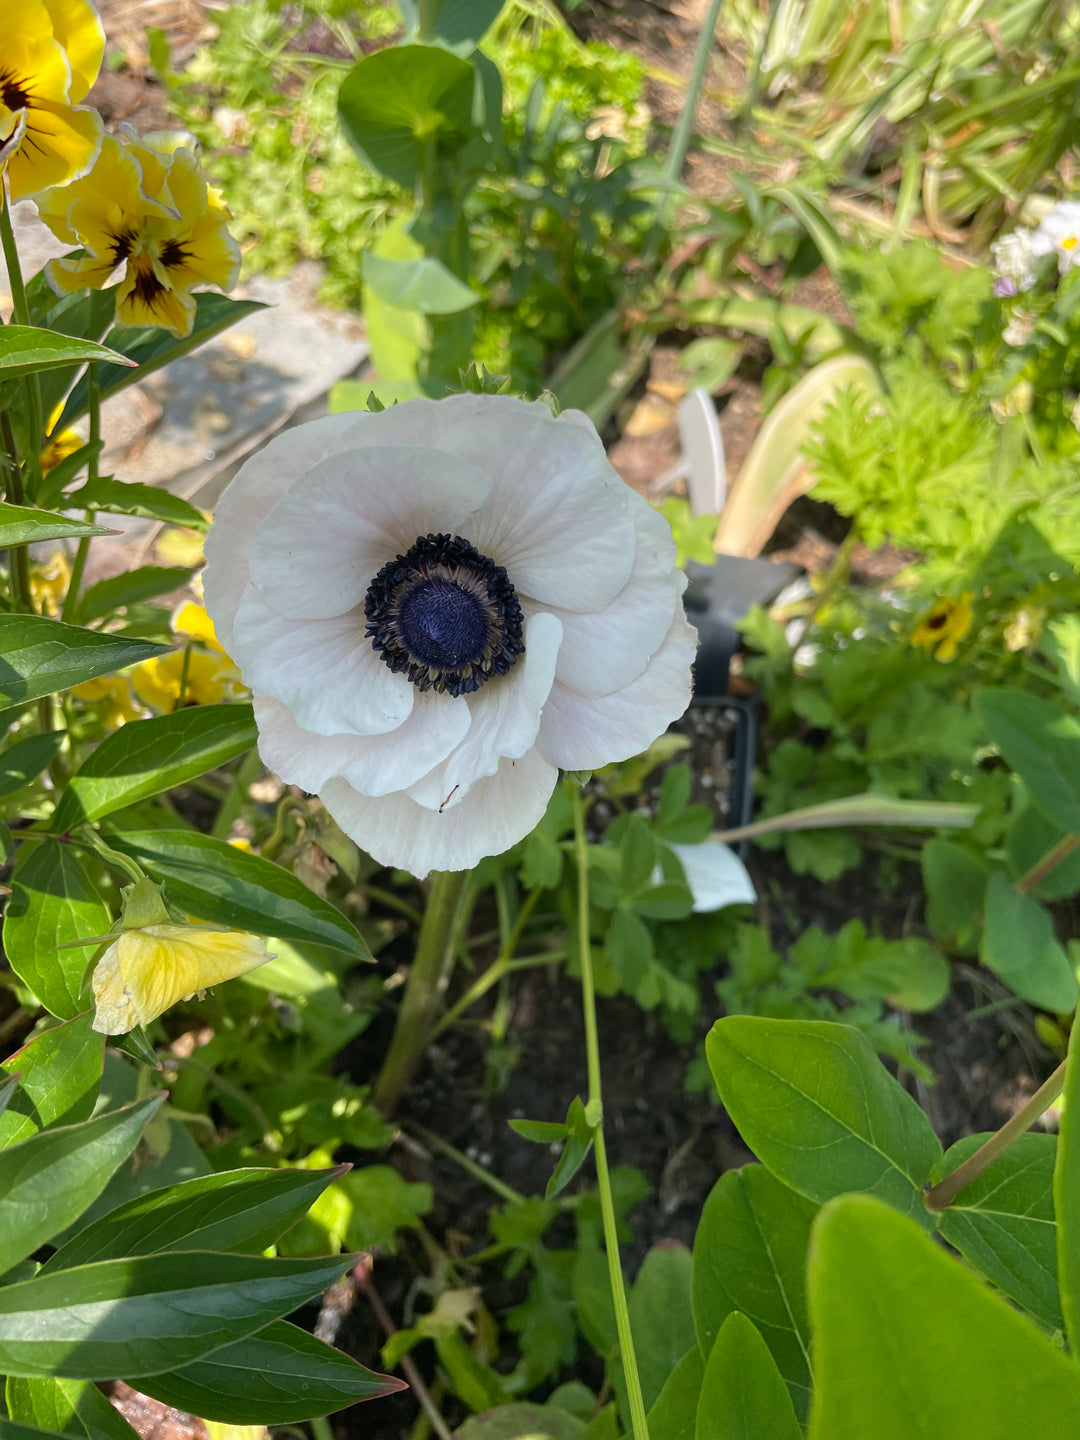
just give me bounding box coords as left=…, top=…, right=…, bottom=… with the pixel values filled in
left=203, top=394, right=697, bottom=878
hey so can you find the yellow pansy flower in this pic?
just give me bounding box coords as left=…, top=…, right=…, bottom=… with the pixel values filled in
left=131, top=647, right=245, bottom=711
left=911, top=592, right=975, bottom=662
left=173, top=600, right=230, bottom=655
left=38, top=131, right=239, bottom=339
left=91, top=923, right=273, bottom=1035
left=71, top=673, right=146, bottom=728
left=0, top=0, right=104, bottom=200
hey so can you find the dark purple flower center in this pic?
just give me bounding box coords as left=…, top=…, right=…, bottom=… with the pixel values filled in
left=364, top=533, right=524, bottom=697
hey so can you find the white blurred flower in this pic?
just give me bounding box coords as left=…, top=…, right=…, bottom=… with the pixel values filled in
left=1030, top=200, right=1080, bottom=274
left=204, top=395, right=696, bottom=877
left=989, top=230, right=1037, bottom=296
left=665, top=840, right=756, bottom=912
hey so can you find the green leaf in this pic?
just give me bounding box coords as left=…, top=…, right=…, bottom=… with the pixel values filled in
left=6, top=1376, right=140, bottom=1440
left=0, top=1250, right=354, bottom=1379
left=53, top=705, right=257, bottom=830
left=706, top=1018, right=942, bottom=1227
left=691, top=1165, right=814, bottom=1423
left=0, top=1423, right=86, bottom=1440
left=338, top=45, right=476, bottom=189
left=806, top=1195, right=1080, bottom=1440
left=922, top=838, right=986, bottom=950
left=0, top=1013, right=103, bottom=1149
left=0, top=504, right=111, bottom=548
left=55, top=296, right=268, bottom=430
left=3, top=840, right=111, bottom=1019
left=64, top=477, right=208, bottom=531
left=105, top=827, right=371, bottom=957
left=697, top=1313, right=801, bottom=1440
left=936, top=1133, right=1060, bottom=1331
left=644, top=1346, right=704, bottom=1440
left=0, top=731, right=65, bottom=798
left=399, top=0, right=503, bottom=49
left=980, top=872, right=1078, bottom=1012
left=1055, top=1013, right=1080, bottom=1352
left=546, top=1096, right=594, bottom=1199
left=336, top=1165, right=433, bottom=1253
left=363, top=254, right=479, bottom=315
left=508, top=1118, right=567, bottom=1143
left=44, top=1166, right=348, bottom=1270
left=625, top=1245, right=695, bottom=1414
left=134, top=1320, right=401, bottom=1423
left=455, top=1403, right=585, bottom=1440
left=0, top=1097, right=162, bottom=1276
left=1006, top=806, right=1080, bottom=901
left=0, top=615, right=165, bottom=707
left=75, top=566, right=195, bottom=625
left=605, top=905, right=652, bottom=991
left=976, top=688, right=1080, bottom=836
left=0, top=326, right=133, bottom=380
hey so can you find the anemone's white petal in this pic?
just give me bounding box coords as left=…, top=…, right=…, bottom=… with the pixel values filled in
left=232, top=587, right=413, bottom=736
left=252, top=691, right=470, bottom=797
left=405, top=611, right=562, bottom=812
left=204, top=413, right=365, bottom=651
left=248, top=446, right=492, bottom=621
left=526, top=503, right=683, bottom=698
left=536, top=608, right=697, bottom=770
left=413, top=394, right=637, bottom=612
left=321, top=746, right=558, bottom=878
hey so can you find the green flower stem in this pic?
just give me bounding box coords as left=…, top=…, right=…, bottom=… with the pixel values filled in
left=75, top=827, right=148, bottom=887
left=374, top=868, right=470, bottom=1115
left=427, top=885, right=546, bottom=1041
left=571, top=782, right=651, bottom=1440
left=404, top=1118, right=527, bottom=1206
left=61, top=364, right=102, bottom=624
left=1016, top=834, right=1080, bottom=896
left=924, top=1057, right=1067, bottom=1211
left=0, top=190, right=45, bottom=503
left=0, top=408, right=33, bottom=612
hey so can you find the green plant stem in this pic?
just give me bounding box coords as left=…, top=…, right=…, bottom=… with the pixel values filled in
left=404, top=1119, right=526, bottom=1206
left=571, top=784, right=650, bottom=1440
left=374, top=868, right=469, bottom=1115
left=61, top=365, right=102, bottom=623
left=924, top=1057, right=1067, bottom=1211
left=427, top=885, right=545, bottom=1041
left=1016, top=834, right=1080, bottom=895
left=0, top=190, right=44, bottom=502
left=75, top=827, right=148, bottom=886
left=0, top=408, right=33, bottom=613
left=664, top=0, right=725, bottom=181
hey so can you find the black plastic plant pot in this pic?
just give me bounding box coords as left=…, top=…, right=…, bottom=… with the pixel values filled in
left=682, top=554, right=803, bottom=853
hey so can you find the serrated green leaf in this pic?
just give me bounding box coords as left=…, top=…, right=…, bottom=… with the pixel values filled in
left=0, top=327, right=133, bottom=380
left=937, top=1133, right=1060, bottom=1330
left=0, top=1097, right=161, bottom=1276
left=0, top=1250, right=354, bottom=1379
left=692, top=1165, right=814, bottom=1422
left=135, top=1320, right=401, bottom=1423
left=45, top=1166, right=348, bottom=1270
left=706, top=1018, right=942, bottom=1227
left=53, top=705, right=257, bottom=831
left=0, top=1013, right=103, bottom=1149
left=697, top=1313, right=801, bottom=1440
left=105, top=827, right=371, bottom=957
left=0, top=615, right=165, bottom=707
left=807, top=1195, right=1080, bottom=1440
left=3, top=840, right=110, bottom=1019
left=0, top=504, right=110, bottom=548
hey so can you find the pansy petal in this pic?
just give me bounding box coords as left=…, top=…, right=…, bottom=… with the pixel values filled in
left=6, top=99, right=102, bottom=200
left=322, top=746, right=559, bottom=879
left=248, top=446, right=492, bottom=620
left=232, top=587, right=414, bottom=736
left=407, top=611, right=562, bottom=811
left=204, top=413, right=372, bottom=650
left=253, top=690, right=471, bottom=798
left=526, top=503, right=683, bottom=698
left=536, top=608, right=697, bottom=770
left=41, top=0, right=105, bottom=101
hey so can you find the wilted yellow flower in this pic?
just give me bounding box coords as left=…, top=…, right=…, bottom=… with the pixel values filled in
left=38, top=130, right=239, bottom=338
left=131, top=646, right=245, bottom=711
left=71, top=674, right=146, bottom=727
left=911, top=592, right=974, bottom=662
left=30, top=550, right=70, bottom=615
left=91, top=923, right=273, bottom=1034
left=0, top=0, right=104, bottom=199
